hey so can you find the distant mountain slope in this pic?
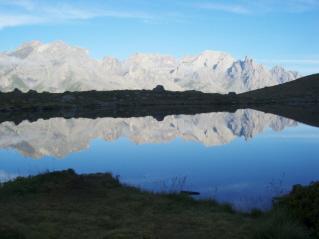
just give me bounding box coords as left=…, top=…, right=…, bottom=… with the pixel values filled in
left=0, top=41, right=299, bottom=93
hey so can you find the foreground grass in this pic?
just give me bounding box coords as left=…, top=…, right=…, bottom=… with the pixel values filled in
left=0, top=170, right=313, bottom=239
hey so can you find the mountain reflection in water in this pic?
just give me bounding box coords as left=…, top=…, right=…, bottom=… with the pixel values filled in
left=0, top=109, right=296, bottom=158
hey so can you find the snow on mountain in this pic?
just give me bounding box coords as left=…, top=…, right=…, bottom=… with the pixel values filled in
left=0, top=41, right=300, bottom=93
left=0, top=110, right=296, bottom=158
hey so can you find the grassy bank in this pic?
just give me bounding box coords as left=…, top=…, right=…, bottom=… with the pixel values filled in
left=0, top=170, right=315, bottom=239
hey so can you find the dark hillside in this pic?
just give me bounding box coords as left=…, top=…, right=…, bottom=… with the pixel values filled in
left=240, top=74, right=319, bottom=104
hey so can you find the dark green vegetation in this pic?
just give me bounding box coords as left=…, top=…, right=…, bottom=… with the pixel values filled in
left=0, top=74, right=318, bottom=125
left=274, top=182, right=319, bottom=238
left=0, top=170, right=316, bottom=239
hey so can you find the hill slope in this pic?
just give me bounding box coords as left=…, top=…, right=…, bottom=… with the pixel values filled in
left=241, top=74, right=319, bottom=102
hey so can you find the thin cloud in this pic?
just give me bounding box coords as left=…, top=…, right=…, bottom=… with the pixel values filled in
left=1, top=0, right=319, bottom=30
left=195, top=2, right=250, bottom=14
left=193, top=0, right=319, bottom=14
left=281, top=0, right=319, bottom=13
left=0, top=0, right=155, bottom=29
left=258, top=59, right=319, bottom=65
left=0, top=13, right=42, bottom=29
left=0, top=0, right=36, bottom=10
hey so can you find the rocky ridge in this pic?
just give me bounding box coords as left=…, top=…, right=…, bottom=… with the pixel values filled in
left=0, top=41, right=299, bottom=93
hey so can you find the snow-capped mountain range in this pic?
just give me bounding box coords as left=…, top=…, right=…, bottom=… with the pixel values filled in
left=0, top=41, right=299, bottom=93
left=0, top=110, right=296, bottom=158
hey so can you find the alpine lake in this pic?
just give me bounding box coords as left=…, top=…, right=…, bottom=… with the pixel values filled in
left=0, top=108, right=318, bottom=211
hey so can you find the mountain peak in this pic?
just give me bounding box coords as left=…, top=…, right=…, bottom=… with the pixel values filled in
left=181, top=50, right=235, bottom=70
left=38, top=41, right=85, bottom=52
left=47, top=40, right=69, bottom=48
left=243, top=56, right=254, bottom=63
left=196, top=50, right=234, bottom=62
left=9, top=40, right=43, bottom=59
left=18, top=40, right=43, bottom=49
left=15, top=41, right=91, bottom=59
left=239, top=56, right=259, bottom=70
left=200, top=50, right=232, bottom=57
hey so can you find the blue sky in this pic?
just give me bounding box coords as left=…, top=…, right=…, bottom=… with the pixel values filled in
left=0, top=0, right=319, bottom=74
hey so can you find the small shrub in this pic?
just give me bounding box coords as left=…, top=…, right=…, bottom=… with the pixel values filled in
left=253, top=209, right=310, bottom=239
left=274, top=182, right=319, bottom=236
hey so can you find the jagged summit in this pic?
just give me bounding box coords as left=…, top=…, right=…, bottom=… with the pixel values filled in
left=0, top=41, right=299, bottom=93
left=194, top=50, right=235, bottom=64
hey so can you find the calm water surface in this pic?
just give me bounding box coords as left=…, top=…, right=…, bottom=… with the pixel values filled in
left=0, top=109, right=318, bottom=210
